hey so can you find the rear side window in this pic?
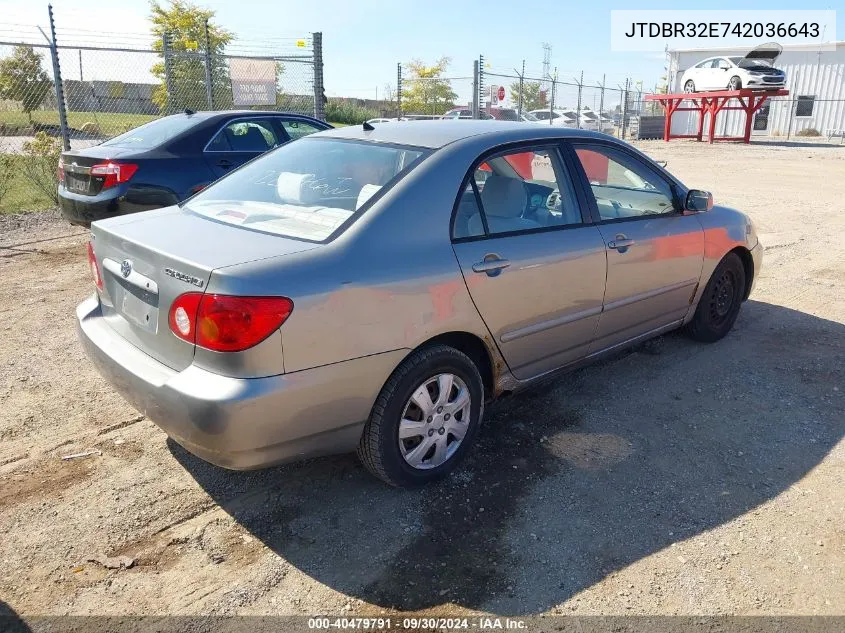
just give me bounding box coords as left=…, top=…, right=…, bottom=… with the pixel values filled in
left=206, top=119, right=280, bottom=152
left=100, top=115, right=200, bottom=149
left=186, top=138, right=429, bottom=242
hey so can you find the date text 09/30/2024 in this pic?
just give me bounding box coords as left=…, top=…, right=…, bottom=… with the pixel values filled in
left=308, top=617, right=528, bottom=630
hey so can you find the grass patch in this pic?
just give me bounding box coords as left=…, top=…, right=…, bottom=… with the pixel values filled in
left=0, top=110, right=158, bottom=137
left=0, top=160, right=54, bottom=214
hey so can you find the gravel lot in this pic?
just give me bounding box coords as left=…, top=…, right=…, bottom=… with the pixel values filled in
left=0, top=139, right=843, bottom=618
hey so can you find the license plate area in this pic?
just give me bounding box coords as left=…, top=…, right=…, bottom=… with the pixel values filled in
left=116, top=282, right=159, bottom=333
left=66, top=174, right=89, bottom=194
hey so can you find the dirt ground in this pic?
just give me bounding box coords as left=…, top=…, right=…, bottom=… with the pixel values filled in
left=0, top=139, right=843, bottom=618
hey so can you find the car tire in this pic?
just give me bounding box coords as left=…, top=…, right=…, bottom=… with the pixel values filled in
left=728, top=76, right=742, bottom=90
left=357, top=344, right=484, bottom=487
left=685, top=252, right=746, bottom=343
left=684, top=80, right=696, bottom=93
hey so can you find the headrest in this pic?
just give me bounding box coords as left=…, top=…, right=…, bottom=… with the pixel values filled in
left=356, top=184, right=382, bottom=210
left=276, top=172, right=316, bottom=204
left=480, top=176, right=526, bottom=218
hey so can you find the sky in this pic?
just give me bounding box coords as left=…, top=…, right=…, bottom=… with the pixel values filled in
left=1, top=0, right=841, bottom=106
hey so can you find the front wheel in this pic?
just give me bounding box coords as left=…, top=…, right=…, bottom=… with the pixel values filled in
left=685, top=252, right=746, bottom=343
left=728, top=76, right=742, bottom=90
left=684, top=80, right=696, bottom=93
left=357, top=345, right=484, bottom=487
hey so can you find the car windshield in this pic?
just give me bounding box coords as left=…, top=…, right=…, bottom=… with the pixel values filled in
left=184, top=138, right=429, bottom=242
left=100, top=115, right=199, bottom=149
left=521, top=112, right=539, bottom=121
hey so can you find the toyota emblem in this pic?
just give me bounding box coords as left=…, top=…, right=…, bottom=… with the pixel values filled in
left=120, top=259, right=132, bottom=278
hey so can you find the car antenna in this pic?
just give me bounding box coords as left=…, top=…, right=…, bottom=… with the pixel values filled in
left=184, top=108, right=195, bottom=115
left=362, top=121, right=375, bottom=131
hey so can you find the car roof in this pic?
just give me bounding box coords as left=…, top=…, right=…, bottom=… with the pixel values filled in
left=166, top=110, right=324, bottom=123
left=317, top=120, right=609, bottom=149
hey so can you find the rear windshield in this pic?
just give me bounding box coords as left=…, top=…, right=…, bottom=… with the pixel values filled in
left=185, top=138, right=429, bottom=242
left=100, top=115, right=200, bottom=149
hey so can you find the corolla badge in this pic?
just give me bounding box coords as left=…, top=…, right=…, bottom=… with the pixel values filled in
left=163, top=267, right=205, bottom=288
left=120, top=259, right=132, bottom=278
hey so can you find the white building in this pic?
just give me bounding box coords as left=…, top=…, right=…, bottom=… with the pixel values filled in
left=667, top=41, right=845, bottom=138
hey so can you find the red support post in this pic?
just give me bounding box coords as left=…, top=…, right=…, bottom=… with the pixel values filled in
left=646, top=88, right=788, bottom=144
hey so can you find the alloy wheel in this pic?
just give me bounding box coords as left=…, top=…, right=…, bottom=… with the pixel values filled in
left=398, top=373, right=471, bottom=470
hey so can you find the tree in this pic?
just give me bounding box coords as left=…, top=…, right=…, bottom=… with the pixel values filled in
left=150, top=0, right=234, bottom=113
left=0, top=46, right=51, bottom=123
left=509, top=80, right=546, bottom=112
left=401, top=57, right=457, bottom=115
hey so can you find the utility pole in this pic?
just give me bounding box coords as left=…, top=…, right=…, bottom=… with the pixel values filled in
left=621, top=78, right=630, bottom=140
left=516, top=59, right=525, bottom=118
left=472, top=59, right=479, bottom=119
left=598, top=73, right=606, bottom=134
left=44, top=5, right=69, bottom=150
left=575, top=70, right=584, bottom=129
left=203, top=18, right=213, bottom=109
left=396, top=63, right=402, bottom=119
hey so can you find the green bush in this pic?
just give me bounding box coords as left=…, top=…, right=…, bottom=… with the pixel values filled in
left=324, top=100, right=379, bottom=125
left=20, top=131, right=62, bottom=205
left=0, top=154, right=15, bottom=205
left=796, top=127, right=821, bottom=137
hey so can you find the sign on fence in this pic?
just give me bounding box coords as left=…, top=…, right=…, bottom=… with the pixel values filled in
left=229, top=57, right=277, bottom=106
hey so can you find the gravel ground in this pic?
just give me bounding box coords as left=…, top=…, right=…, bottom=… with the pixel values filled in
left=0, top=140, right=843, bottom=618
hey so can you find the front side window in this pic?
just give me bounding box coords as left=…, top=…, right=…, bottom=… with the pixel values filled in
left=572, top=144, right=676, bottom=220
left=186, top=138, right=429, bottom=242
left=206, top=118, right=280, bottom=152
left=452, top=146, right=583, bottom=239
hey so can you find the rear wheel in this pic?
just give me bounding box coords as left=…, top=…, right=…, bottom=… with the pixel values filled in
left=684, top=80, right=696, bottom=93
left=357, top=345, right=484, bottom=487
left=728, top=76, right=742, bottom=90
left=685, top=252, right=746, bottom=343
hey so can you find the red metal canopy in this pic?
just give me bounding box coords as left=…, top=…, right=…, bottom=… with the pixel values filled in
left=645, top=89, right=789, bottom=144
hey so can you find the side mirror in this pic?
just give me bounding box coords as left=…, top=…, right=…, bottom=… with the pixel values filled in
left=685, top=189, right=713, bottom=213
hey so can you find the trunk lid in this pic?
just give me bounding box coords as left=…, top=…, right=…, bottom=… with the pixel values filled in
left=61, top=146, right=138, bottom=196
left=90, top=205, right=320, bottom=371
left=739, top=42, right=783, bottom=68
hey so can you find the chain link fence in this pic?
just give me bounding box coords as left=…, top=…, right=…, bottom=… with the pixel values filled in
left=0, top=22, right=323, bottom=156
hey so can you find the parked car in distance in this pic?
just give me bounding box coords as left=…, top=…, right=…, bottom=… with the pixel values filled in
left=442, top=108, right=522, bottom=122
left=365, top=118, right=395, bottom=124
left=59, top=110, right=331, bottom=227
left=680, top=42, right=785, bottom=92
left=78, top=120, right=762, bottom=487
left=529, top=108, right=578, bottom=127
left=441, top=108, right=493, bottom=120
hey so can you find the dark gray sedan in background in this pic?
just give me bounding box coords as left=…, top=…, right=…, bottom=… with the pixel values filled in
left=77, top=121, right=762, bottom=487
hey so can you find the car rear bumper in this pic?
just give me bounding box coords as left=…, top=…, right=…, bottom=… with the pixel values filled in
left=76, top=295, right=407, bottom=469
left=59, top=185, right=179, bottom=227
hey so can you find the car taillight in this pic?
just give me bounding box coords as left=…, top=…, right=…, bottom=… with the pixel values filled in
left=169, top=293, right=294, bottom=352
left=57, top=156, right=64, bottom=184
left=90, top=162, right=138, bottom=190
left=87, top=241, right=103, bottom=291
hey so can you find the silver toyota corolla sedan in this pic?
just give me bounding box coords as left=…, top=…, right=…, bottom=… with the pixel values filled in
left=77, top=121, right=762, bottom=487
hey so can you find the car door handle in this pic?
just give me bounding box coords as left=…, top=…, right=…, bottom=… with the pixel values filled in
left=607, top=235, right=635, bottom=251
left=472, top=256, right=510, bottom=276
left=216, top=159, right=233, bottom=168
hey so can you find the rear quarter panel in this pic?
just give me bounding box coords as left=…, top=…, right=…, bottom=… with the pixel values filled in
left=206, top=140, right=501, bottom=375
